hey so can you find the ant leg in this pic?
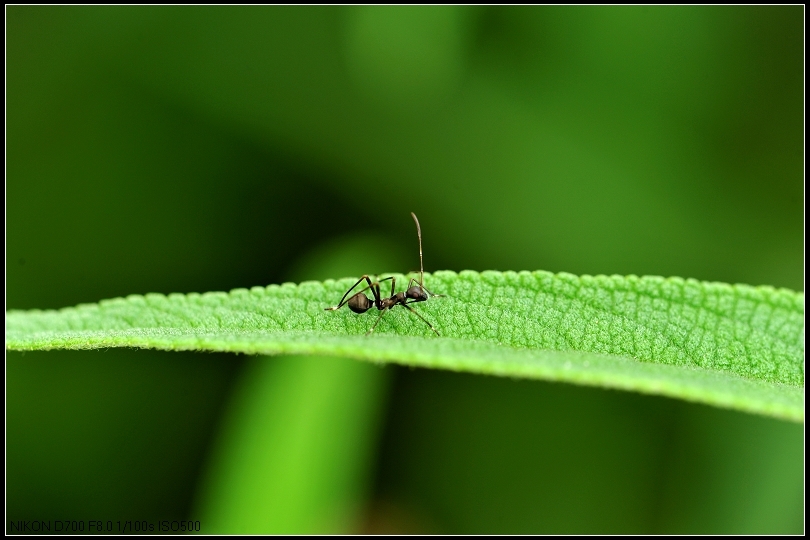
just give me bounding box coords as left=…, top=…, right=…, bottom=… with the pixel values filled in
left=325, top=275, right=375, bottom=310
left=422, top=285, right=445, bottom=298
left=375, top=276, right=396, bottom=301
left=366, top=308, right=389, bottom=335
left=369, top=278, right=386, bottom=308
left=401, top=304, right=440, bottom=336
left=364, top=276, right=396, bottom=309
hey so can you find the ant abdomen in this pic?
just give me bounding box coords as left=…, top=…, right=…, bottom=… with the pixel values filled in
left=348, top=293, right=373, bottom=314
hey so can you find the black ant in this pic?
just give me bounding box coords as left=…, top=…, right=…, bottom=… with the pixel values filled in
left=325, top=212, right=444, bottom=336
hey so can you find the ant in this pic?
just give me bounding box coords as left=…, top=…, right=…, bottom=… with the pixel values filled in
left=325, top=212, right=444, bottom=336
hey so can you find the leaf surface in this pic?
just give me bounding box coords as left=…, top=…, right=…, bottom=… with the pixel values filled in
left=6, top=270, right=804, bottom=421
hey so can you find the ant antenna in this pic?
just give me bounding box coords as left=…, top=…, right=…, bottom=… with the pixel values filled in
left=411, top=212, right=424, bottom=287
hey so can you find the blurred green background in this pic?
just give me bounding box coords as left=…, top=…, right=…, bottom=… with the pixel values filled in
left=6, top=6, right=803, bottom=534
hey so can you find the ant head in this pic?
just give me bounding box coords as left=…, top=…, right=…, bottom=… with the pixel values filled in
left=406, top=286, right=428, bottom=302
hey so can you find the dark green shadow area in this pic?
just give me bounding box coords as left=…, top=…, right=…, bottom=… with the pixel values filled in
left=371, top=368, right=803, bottom=534
left=6, top=349, right=242, bottom=531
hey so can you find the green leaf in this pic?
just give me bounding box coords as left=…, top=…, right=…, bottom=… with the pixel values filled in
left=5, top=270, right=804, bottom=422
left=194, top=354, right=390, bottom=534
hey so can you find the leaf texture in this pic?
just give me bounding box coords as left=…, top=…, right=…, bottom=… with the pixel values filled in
left=6, top=270, right=804, bottom=421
